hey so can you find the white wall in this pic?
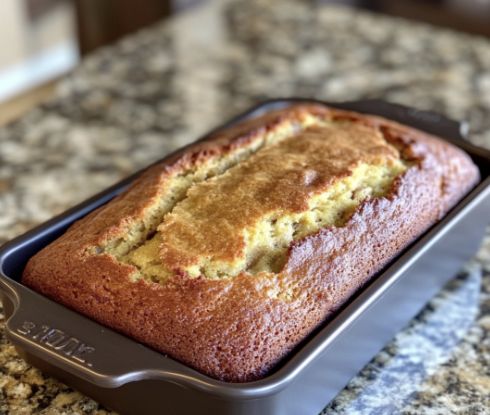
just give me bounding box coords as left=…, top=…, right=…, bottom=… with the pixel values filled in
left=0, top=0, right=79, bottom=101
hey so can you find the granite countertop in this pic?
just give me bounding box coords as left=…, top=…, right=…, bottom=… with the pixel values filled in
left=1, top=0, right=490, bottom=413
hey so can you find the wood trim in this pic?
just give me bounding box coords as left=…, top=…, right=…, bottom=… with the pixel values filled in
left=74, top=0, right=171, bottom=55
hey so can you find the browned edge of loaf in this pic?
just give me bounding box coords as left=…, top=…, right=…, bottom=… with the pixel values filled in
left=22, top=104, right=480, bottom=382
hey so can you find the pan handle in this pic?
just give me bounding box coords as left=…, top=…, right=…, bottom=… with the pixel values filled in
left=4, top=289, right=213, bottom=389
left=330, top=98, right=490, bottom=167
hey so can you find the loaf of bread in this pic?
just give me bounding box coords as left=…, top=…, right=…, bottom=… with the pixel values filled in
left=23, top=104, right=479, bottom=382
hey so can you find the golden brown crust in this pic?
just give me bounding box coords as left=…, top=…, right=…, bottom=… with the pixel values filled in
left=159, top=121, right=400, bottom=273
left=22, top=104, right=480, bottom=382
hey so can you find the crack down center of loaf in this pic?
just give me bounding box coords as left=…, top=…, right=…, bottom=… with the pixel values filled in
left=102, top=118, right=407, bottom=283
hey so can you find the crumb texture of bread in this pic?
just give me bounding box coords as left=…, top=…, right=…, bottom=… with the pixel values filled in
left=22, top=104, right=480, bottom=382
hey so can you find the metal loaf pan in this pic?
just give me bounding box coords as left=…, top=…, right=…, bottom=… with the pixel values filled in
left=1, top=99, right=490, bottom=415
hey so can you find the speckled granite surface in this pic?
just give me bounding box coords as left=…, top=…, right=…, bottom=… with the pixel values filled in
left=1, top=0, right=490, bottom=413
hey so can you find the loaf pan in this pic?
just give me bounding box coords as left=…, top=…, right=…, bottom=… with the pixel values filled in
left=1, top=99, right=490, bottom=415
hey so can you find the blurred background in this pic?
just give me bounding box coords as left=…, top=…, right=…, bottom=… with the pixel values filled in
left=1, top=0, right=490, bottom=124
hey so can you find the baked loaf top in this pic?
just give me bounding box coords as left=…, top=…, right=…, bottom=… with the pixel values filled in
left=23, top=104, right=480, bottom=382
